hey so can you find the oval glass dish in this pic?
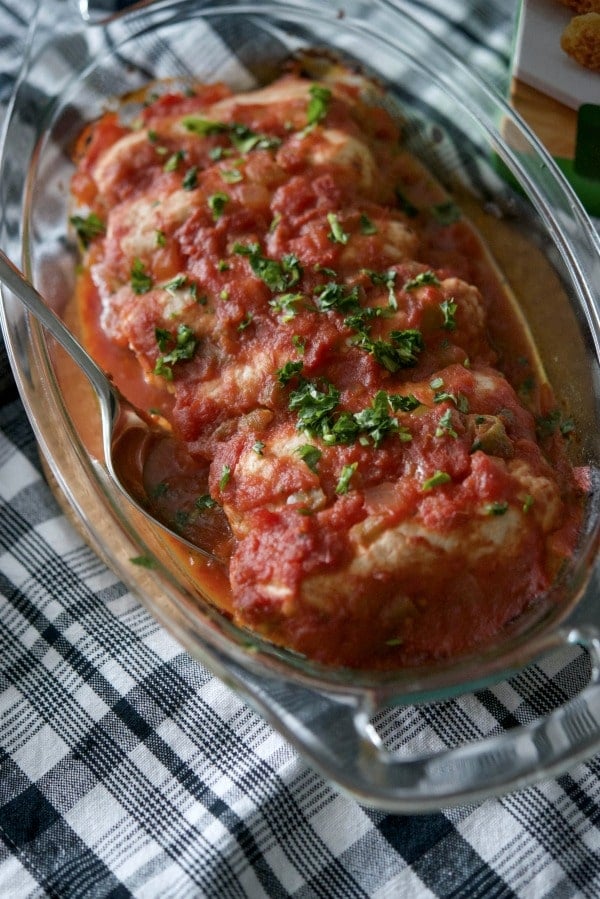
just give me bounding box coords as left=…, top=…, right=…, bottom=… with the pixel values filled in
left=2, top=0, right=600, bottom=811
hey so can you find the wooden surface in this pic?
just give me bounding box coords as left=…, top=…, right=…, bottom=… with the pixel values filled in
left=510, top=76, right=578, bottom=158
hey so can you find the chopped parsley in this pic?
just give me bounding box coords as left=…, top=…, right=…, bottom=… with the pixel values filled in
left=182, top=116, right=281, bottom=153
left=295, top=444, right=322, bottom=473
left=292, top=335, right=306, bottom=354
left=131, top=258, right=153, bottom=294
left=403, top=270, right=440, bottom=291
left=289, top=380, right=341, bottom=436
left=181, top=116, right=229, bottom=136
left=486, top=501, right=509, bottom=515
left=353, top=391, right=411, bottom=448
left=163, top=149, right=185, bottom=172
left=327, top=212, right=349, bottom=245
left=182, top=166, right=198, bottom=190
left=440, top=298, right=457, bottom=331
left=163, top=274, right=187, bottom=292
left=196, top=494, right=218, bottom=509
left=536, top=409, right=574, bottom=439
left=314, top=282, right=360, bottom=313
left=269, top=292, right=304, bottom=322
left=306, top=84, right=332, bottom=127
left=352, top=328, right=424, bottom=372
left=234, top=243, right=302, bottom=292
left=395, top=188, right=418, bottom=218
left=151, top=481, right=169, bottom=498
left=336, top=462, right=358, bottom=494
left=276, top=360, right=304, bottom=385
left=130, top=555, right=157, bottom=569
left=422, top=470, right=452, bottom=491
left=153, top=323, right=197, bottom=380
left=70, top=212, right=105, bottom=248
left=435, top=408, right=457, bottom=438
left=433, top=390, right=469, bottom=413
left=252, top=441, right=265, bottom=455
left=288, top=382, right=412, bottom=449
left=388, top=393, right=421, bottom=412
left=219, top=464, right=231, bottom=490
left=220, top=167, right=243, bottom=184
left=359, top=213, right=377, bottom=235
left=228, top=123, right=281, bottom=153
left=431, top=200, right=461, bottom=225
left=208, top=191, right=229, bottom=219
left=237, top=312, right=253, bottom=332
left=363, top=269, right=398, bottom=309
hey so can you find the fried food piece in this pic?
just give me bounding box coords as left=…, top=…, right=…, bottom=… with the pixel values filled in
left=557, top=0, right=600, bottom=13
left=560, top=12, right=600, bottom=70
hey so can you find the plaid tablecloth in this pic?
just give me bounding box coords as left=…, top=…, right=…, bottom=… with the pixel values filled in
left=2, top=1, right=600, bottom=896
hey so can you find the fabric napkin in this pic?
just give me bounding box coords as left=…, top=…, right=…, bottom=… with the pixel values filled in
left=2, top=2, right=600, bottom=897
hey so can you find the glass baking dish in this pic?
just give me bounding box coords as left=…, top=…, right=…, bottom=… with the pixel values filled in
left=2, top=0, right=600, bottom=811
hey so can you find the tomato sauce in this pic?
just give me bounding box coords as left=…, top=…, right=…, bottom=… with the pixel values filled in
left=68, top=60, right=583, bottom=669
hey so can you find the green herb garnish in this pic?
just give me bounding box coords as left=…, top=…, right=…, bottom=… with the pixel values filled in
left=181, top=116, right=229, bottom=136
left=403, top=270, right=440, bottom=291
left=131, top=258, right=153, bottom=294
left=327, top=212, right=349, bottom=245
left=196, top=494, right=218, bottom=509
left=295, top=444, right=322, bottom=473
left=234, top=243, right=302, bottom=292
left=130, top=555, right=157, bottom=569
left=208, top=191, right=229, bottom=219
left=289, top=380, right=340, bottom=436
left=353, top=391, right=410, bottom=448
left=388, top=393, right=421, bottom=412
left=237, top=313, right=253, bottom=332
left=153, top=323, right=197, bottom=380
left=395, top=189, right=418, bottom=218
left=352, top=328, right=423, bottom=372
left=220, top=167, right=243, bottom=184
left=435, top=408, right=457, bottom=438
left=182, top=166, right=198, bottom=190
left=336, top=462, right=358, bottom=494
left=163, top=150, right=185, bottom=172
left=269, top=292, right=305, bottom=322
left=422, top=470, right=452, bottom=491
left=431, top=200, right=461, bottom=225
left=163, top=274, right=187, bottom=292
left=486, top=501, right=509, bottom=516
left=219, top=465, right=231, bottom=490
left=359, top=214, right=377, bottom=235
left=440, top=298, right=457, bottom=331
left=276, top=360, right=304, bottom=385
left=363, top=269, right=398, bottom=309
left=306, top=84, right=332, bottom=127
left=314, top=282, right=360, bottom=313
left=70, top=212, right=105, bottom=248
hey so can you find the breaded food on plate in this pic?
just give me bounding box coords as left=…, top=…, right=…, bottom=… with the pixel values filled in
left=557, top=0, right=600, bottom=13
left=560, top=12, right=600, bottom=70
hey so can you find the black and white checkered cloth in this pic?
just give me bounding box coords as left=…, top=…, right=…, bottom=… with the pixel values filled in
left=2, top=1, right=600, bottom=896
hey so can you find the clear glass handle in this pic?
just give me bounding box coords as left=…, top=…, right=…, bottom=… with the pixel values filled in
left=211, top=627, right=600, bottom=812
